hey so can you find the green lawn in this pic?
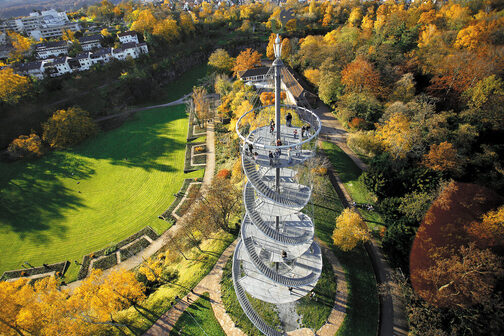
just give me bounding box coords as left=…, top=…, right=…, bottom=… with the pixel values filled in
left=171, top=293, right=226, bottom=336
left=0, top=104, right=202, bottom=281
left=311, top=175, right=379, bottom=336
left=320, top=142, right=385, bottom=230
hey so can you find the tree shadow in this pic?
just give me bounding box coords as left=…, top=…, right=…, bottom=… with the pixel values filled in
left=0, top=152, right=93, bottom=243
left=77, top=109, right=187, bottom=173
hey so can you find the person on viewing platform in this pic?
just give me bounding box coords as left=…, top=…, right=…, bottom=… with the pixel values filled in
left=301, top=126, right=306, bottom=138
left=254, top=151, right=259, bottom=161
left=270, top=119, right=275, bottom=133
left=269, top=151, right=274, bottom=166
left=293, top=129, right=298, bottom=138
left=286, top=112, right=292, bottom=127
left=248, top=143, right=253, bottom=153
left=288, top=148, right=292, bottom=163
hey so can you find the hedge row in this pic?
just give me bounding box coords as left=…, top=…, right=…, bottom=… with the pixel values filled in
left=77, top=226, right=159, bottom=279
left=1, top=261, right=70, bottom=281
left=92, top=253, right=118, bottom=271
left=119, top=238, right=151, bottom=261
left=184, top=142, right=206, bottom=173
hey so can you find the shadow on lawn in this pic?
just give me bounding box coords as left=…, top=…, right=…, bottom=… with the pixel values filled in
left=78, top=109, right=187, bottom=173
left=320, top=144, right=362, bottom=183
left=0, top=152, right=92, bottom=243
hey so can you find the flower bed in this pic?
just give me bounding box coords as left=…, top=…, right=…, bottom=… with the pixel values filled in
left=92, top=253, right=118, bottom=271
left=119, top=237, right=151, bottom=261
left=161, top=178, right=198, bottom=221
left=175, top=183, right=202, bottom=217
left=1, top=261, right=70, bottom=281
left=77, top=226, right=159, bottom=279
left=184, top=142, right=206, bottom=173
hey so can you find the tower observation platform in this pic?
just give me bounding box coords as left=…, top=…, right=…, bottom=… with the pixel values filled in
left=232, top=35, right=323, bottom=336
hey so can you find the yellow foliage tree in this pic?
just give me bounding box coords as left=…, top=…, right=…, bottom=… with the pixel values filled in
left=100, top=28, right=110, bottom=37
left=281, top=38, right=291, bottom=61
left=375, top=112, right=414, bottom=159
left=62, top=29, right=75, bottom=42
left=7, top=31, right=33, bottom=59
left=179, top=11, right=195, bottom=35
left=332, top=208, right=370, bottom=251
left=131, top=9, right=157, bottom=33
left=0, top=278, right=31, bottom=336
left=0, top=67, right=31, bottom=104
left=42, top=107, right=97, bottom=149
left=266, top=33, right=276, bottom=60
left=208, top=48, right=234, bottom=73
left=341, top=57, right=382, bottom=96
left=231, top=157, right=243, bottom=184
left=152, top=17, right=180, bottom=42
left=348, top=7, right=362, bottom=27
left=303, top=68, right=321, bottom=87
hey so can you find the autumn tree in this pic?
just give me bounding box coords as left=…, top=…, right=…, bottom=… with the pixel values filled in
left=332, top=208, right=370, bottom=251
left=375, top=112, right=416, bottom=159
left=214, top=74, right=232, bottom=96
left=232, top=48, right=262, bottom=77
left=152, top=17, right=180, bottom=43
left=7, top=31, right=33, bottom=59
left=199, top=176, right=242, bottom=232
left=42, top=107, right=97, bottom=149
left=192, top=86, right=210, bottom=127
left=303, top=68, right=321, bottom=87
left=422, top=141, right=458, bottom=172
left=341, top=57, right=382, bottom=96
left=179, top=12, right=195, bottom=35
left=0, top=68, right=31, bottom=104
left=462, top=75, right=504, bottom=131
left=266, top=33, right=276, bottom=60
left=131, top=9, right=157, bottom=33
left=0, top=278, right=31, bottom=336
left=468, top=206, right=504, bottom=249
left=8, top=133, right=44, bottom=158
left=208, top=49, right=234, bottom=73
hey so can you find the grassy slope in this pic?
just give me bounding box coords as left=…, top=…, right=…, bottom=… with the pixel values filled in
left=0, top=104, right=202, bottom=280
left=311, top=175, right=379, bottom=336
left=320, top=141, right=385, bottom=230
left=171, top=293, right=226, bottom=336
left=116, top=233, right=235, bottom=335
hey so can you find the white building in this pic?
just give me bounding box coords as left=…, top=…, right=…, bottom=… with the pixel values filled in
left=117, top=31, right=139, bottom=44
left=16, top=61, right=45, bottom=79
left=35, top=41, right=70, bottom=59
left=78, top=35, right=102, bottom=51
left=0, top=10, right=80, bottom=40
left=113, top=42, right=148, bottom=60
left=76, top=52, right=92, bottom=70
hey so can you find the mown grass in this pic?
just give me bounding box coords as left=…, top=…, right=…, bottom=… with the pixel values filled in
left=0, top=104, right=202, bottom=281
left=296, top=253, right=338, bottom=330
left=320, top=142, right=385, bottom=231
left=114, top=233, right=235, bottom=335
left=220, top=256, right=282, bottom=336
left=311, top=175, right=379, bottom=336
left=171, top=292, right=226, bottom=336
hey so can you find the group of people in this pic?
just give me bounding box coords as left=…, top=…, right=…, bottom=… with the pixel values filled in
left=351, top=201, right=374, bottom=211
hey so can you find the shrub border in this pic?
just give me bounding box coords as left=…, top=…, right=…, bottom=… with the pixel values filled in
left=1, top=260, right=70, bottom=281
left=119, top=237, right=151, bottom=261
left=77, top=226, right=159, bottom=279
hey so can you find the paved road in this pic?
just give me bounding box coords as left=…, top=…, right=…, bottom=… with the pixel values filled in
left=315, top=104, right=408, bottom=336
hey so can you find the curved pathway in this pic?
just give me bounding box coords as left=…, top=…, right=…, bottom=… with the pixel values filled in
left=144, top=237, right=349, bottom=336
left=314, top=104, right=408, bottom=336
left=65, top=101, right=214, bottom=292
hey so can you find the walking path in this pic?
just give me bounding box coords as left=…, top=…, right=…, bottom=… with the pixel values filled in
left=315, top=104, right=408, bottom=336
left=144, top=237, right=349, bottom=336
left=65, top=101, right=214, bottom=292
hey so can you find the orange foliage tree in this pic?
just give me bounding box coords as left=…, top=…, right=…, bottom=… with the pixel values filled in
left=410, top=181, right=504, bottom=308
left=232, top=48, right=262, bottom=77
left=8, top=133, right=44, bottom=158
left=341, top=57, right=382, bottom=96
left=422, top=141, right=458, bottom=172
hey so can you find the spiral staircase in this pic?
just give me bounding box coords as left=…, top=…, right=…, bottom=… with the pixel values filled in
left=232, top=35, right=323, bottom=336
